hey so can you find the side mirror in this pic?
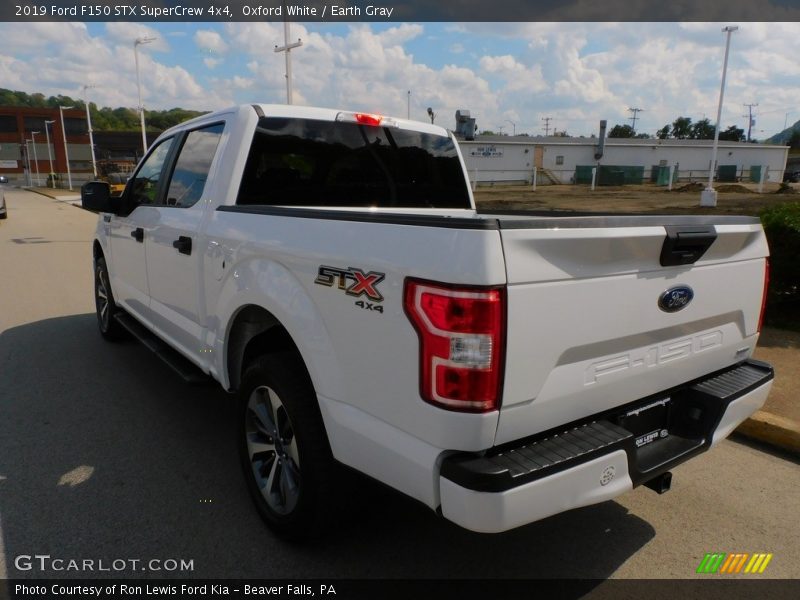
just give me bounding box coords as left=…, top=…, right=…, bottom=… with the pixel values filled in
left=81, top=181, right=117, bottom=213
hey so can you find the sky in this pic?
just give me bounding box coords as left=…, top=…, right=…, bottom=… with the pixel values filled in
left=0, top=21, right=798, bottom=139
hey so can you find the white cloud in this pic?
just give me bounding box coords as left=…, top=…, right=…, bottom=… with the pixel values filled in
left=104, top=23, right=169, bottom=52
left=479, top=54, right=548, bottom=94
left=194, top=29, right=229, bottom=54
left=378, top=23, right=424, bottom=46
left=232, top=76, right=254, bottom=90
left=2, top=22, right=800, bottom=138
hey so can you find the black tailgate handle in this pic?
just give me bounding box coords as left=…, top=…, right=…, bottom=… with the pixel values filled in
left=660, top=225, right=717, bottom=266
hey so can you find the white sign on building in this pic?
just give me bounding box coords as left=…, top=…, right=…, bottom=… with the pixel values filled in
left=470, top=145, right=503, bottom=158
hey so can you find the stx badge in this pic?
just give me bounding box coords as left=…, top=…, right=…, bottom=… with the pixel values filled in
left=315, top=265, right=386, bottom=302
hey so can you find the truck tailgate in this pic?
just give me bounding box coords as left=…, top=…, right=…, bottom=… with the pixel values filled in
left=491, top=214, right=769, bottom=446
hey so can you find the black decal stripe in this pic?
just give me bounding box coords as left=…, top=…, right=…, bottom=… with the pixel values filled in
left=480, top=209, right=759, bottom=229
left=218, top=205, right=499, bottom=230
left=218, top=205, right=759, bottom=230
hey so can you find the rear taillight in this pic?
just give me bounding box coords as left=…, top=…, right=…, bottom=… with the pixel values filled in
left=758, top=258, right=770, bottom=333
left=404, top=279, right=505, bottom=413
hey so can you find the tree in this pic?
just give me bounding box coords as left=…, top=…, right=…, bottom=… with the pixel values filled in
left=788, top=130, right=800, bottom=150
left=689, top=118, right=715, bottom=140
left=671, top=116, right=692, bottom=139
left=608, top=124, right=635, bottom=138
left=0, top=86, right=205, bottom=132
left=656, top=125, right=671, bottom=139
left=719, top=125, right=745, bottom=142
left=635, top=132, right=651, bottom=139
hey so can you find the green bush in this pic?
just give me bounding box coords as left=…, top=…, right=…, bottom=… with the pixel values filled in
left=760, top=202, right=800, bottom=330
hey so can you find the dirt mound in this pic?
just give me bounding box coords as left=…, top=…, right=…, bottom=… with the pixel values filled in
left=716, top=184, right=752, bottom=193
left=671, top=182, right=704, bottom=193
left=775, top=184, right=798, bottom=194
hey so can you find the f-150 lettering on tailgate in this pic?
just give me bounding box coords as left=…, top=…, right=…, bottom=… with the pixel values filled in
left=585, top=330, right=724, bottom=385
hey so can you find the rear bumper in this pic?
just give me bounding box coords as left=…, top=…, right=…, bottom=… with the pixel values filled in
left=439, top=360, right=773, bottom=533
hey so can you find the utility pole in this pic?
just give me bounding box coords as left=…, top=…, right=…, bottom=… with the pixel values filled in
left=743, top=103, right=758, bottom=142
left=274, top=17, right=303, bottom=105
left=628, top=107, right=644, bottom=132
left=542, top=117, right=552, bottom=136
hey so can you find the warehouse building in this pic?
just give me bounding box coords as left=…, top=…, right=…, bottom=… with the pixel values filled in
left=458, top=133, right=790, bottom=186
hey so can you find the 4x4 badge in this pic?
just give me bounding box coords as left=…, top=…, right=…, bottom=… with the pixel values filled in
left=315, top=266, right=385, bottom=302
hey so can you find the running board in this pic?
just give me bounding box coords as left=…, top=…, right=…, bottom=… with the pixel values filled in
left=113, top=312, right=213, bottom=385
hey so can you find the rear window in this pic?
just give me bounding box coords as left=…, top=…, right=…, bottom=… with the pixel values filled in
left=236, top=117, right=471, bottom=209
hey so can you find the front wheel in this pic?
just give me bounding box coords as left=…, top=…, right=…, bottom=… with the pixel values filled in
left=239, top=353, right=336, bottom=539
left=94, top=256, right=125, bottom=341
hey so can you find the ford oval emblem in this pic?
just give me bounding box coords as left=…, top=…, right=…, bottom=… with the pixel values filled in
left=658, top=285, right=694, bottom=313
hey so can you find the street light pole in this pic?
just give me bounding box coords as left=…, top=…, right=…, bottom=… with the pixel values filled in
left=59, top=105, right=75, bottom=190
left=44, top=120, right=55, bottom=187
left=30, top=131, right=41, bottom=186
left=24, top=140, right=33, bottom=186
left=407, top=90, right=411, bottom=119
left=427, top=107, right=435, bottom=124
left=83, top=84, right=98, bottom=179
left=134, top=36, right=156, bottom=155
left=702, top=25, right=738, bottom=208
left=505, top=119, right=516, bottom=136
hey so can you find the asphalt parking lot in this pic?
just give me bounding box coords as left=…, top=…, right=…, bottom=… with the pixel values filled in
left=0, top=189, right=798, bottom=584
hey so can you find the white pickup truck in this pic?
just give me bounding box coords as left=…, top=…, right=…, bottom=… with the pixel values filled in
left=81, top=104, right=773, bottom=537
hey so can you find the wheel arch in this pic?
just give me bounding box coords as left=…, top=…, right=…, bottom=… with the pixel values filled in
left=225, top=304, right=307, bottom=392
left=213, top=257, right=344, bottom=399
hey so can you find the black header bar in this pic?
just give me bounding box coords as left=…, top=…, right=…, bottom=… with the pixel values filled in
left=3, top=1, right=800, bottom=22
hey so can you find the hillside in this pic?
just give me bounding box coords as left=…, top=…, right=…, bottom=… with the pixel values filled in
left=767, top=120, right=800, bottom=145
left=0, top=88, right=207, bottom=132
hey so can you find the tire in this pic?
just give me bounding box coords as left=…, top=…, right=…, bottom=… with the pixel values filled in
left=94, top=255, right=126, bottom=341
left=238, top=352, right=336, bottom=539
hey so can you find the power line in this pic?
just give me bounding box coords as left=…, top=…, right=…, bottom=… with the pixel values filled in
left=541, top=116, right=553, bottom=136
left=628, top=107, right=644, bottom=132
left=742, top=103, right=758, bottom=142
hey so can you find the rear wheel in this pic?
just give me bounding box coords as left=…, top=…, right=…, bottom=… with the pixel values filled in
left=94, top=256, right=125, bottom=341
left=239, top=353, right=336, bottom=539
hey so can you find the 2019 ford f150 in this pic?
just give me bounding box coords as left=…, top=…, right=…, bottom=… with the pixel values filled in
left=81, top=104, right=773, bottom=537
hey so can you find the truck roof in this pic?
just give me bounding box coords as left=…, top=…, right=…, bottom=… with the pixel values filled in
left=160, top=103, right=450, bottom=138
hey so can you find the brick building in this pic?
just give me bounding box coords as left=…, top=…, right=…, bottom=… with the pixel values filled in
left=0, top=106, right=95, bottom=186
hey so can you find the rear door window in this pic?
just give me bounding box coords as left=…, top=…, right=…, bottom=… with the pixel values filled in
left=236, top=117, right=470, bottom=209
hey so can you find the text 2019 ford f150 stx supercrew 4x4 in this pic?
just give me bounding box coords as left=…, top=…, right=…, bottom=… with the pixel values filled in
left=81, top=104, right=773, bottom=537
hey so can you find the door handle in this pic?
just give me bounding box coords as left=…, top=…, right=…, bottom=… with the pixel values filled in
left=172, top=236, right=192, bottom=255
left=130, top=227, right=144, bottom=242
